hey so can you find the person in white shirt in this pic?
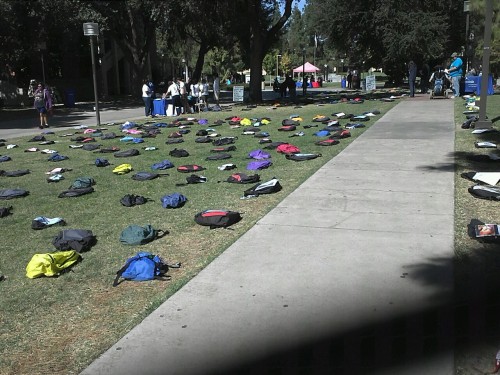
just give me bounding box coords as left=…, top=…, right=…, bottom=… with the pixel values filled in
left=177, top=77, right=191, bottom=114
left=199, top=79, right=209, bottom=107
left=163, top=79, right=181, bottom=116
left=141, top=78, right=153, bottom=117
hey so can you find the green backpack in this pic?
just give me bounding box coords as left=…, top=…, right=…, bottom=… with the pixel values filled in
left=119, top=224, right=165, bottom=246
left=70, top=177, right=95, bottom=190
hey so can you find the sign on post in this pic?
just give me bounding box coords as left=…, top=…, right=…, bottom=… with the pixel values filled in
left=232, top=86, right=244, bottom=102
left=365, top=75, right=376, bottom=91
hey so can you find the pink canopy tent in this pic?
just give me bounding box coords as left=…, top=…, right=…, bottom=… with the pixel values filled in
left=292, top=62, right=321, bottom=73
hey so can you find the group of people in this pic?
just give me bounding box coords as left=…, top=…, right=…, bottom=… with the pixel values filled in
left=141, top=74, right=221, bottom=117
left=407, top=52, right=463, bottom=99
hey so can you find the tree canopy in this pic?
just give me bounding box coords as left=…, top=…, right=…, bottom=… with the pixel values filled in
left=0, top=0, right=497, bottom=103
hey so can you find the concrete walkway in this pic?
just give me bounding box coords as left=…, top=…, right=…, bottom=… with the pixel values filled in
left=79, top=96, right=456, bottom=375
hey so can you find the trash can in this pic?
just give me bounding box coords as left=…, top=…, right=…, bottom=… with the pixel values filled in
left=65, top=89, right=76, bottom=107
left=341, top=78, right=346, bottom=88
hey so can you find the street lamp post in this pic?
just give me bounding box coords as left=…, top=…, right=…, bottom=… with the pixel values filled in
left=83, top=22, right=100, bottom=126
left=324, top=64, right=328, bottom=81
left=302, top=48, right=306, bottom=96
left=475, top=0, right=493, bottom=129
left=464, top=1, right=471, bottom=72
left=37, top=42, right=47, bottom=85
left=276, top=54, right=281, bottom=79
left=182, top=58, right=188, bottom=82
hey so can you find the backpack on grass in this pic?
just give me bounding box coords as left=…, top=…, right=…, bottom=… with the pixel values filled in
left=113, top=164, right=133, bottom=175
left=169, top=148, right=189, bottom=157
left=58, top=187, right=94, bottom=198
left=131, top=172, right=168, bottom=181
left=206, top=153, right=232, bottom=161
left=0, top=188, right=29, bottom=199
left=120, top=194, right=149, bottom=207
left=244, top=178, right=282, bottom=197
left=151, top=160, right=174, bottom=170
left=112, top=251, right=181, bottom=286
left=52, top=229, right=97, bottom=252
left=468, top=185, right=500, bottom=200
left=0, top=206, right=13, bottom=217
left=26, top=250, right=81, bottom=278
left=95, top=158, right=110, bottom=167
left=0, top=169, right=30, bottom=177
left=246, top=160, right=272, bottom=170
left=119, top=224, right=166, bottom=245
left=194, top=210, right=242, bottom=229
left=285, top=153, right=321, bottom=161
left=114, top=149, right=140, bottom=157
left=160, top=192, right=187, bottom=208
left=177, top=164, right=205, bottom=173
left=69, top=177, right=95, bottom=190
left=226, top=173, right=260, bottom=184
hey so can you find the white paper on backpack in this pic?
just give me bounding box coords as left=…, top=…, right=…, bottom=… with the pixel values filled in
left=472, top=172, right=500, bottom=186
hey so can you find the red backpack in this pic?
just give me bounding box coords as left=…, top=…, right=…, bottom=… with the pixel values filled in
left=276, top=143, right=300, bottom=154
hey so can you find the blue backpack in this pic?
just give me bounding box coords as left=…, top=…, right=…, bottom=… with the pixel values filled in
left=95, top=158, right=110, bottom=167
left=151, top=160, right=174, bottom=170
left=160, top=192, right=187, bottom=208
left=113, top=251, right=181, bottom=286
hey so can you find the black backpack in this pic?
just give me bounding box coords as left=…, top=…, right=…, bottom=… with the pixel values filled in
left=52, top=229, right=97, bottom=252
left=468, top=185, right=500, bottom=200
left=58, top=187, right=95, bottom=198
left=194, top=210, right=242, bottom=229
left=169, top=148, right=189, bottom=157
left=285, top=153, right=321, bottom=161
left=120, top=194, right=149, bottom=207
left=244, top=178, right=282, bottom=197
left=0, top=169, right=30, bottom=177
left=0, top=188, right=29, bottom=199
left=114, top=149, right=140, bottom=157
left=0, top=205, right=13, bottom=217
left=205, top=153, right=232, bottom=161
left=195, top=137, right=212, bottom=143
left=315, top=139, right=340, bottom=146
left=82, top=144, right=101, bottom=151
left=165, top=138, right=184, bottom=144
left=212, top=137, right=237, bottom=146
left=101, top=132, right=117, bottom=139
left=211, top=146, right=237, bottom=153
left=226, top=173, right=260, bottom=184
left=131, top=172, right=168, bottom=181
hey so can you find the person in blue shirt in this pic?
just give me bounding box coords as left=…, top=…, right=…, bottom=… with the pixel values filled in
left=446, top=52, right=463, bottom=98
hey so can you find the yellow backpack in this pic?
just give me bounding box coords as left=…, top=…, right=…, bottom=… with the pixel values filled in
left=113, top=163, right=133, bottom=175
left=26, top=251, right=81, bottom=278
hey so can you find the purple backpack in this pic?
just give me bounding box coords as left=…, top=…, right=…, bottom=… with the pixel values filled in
left=248, top=149, right=271, bottom=160
left=246, top=160, right=272, bottom=170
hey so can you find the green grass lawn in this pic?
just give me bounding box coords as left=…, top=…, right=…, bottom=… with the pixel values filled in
left=0, top=95, right=398, bottom=375
left=452, top=93, right=500, bottom=374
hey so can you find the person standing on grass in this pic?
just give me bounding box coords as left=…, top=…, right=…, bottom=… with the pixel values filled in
left=33, top=82, right=52, bottom=129
left=141, top=78, right=153, bottom=117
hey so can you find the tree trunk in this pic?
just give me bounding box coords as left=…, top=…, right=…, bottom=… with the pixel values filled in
left=248, top=47, right=264, bottom=102
left=192, top=42, right=209, bottom=81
